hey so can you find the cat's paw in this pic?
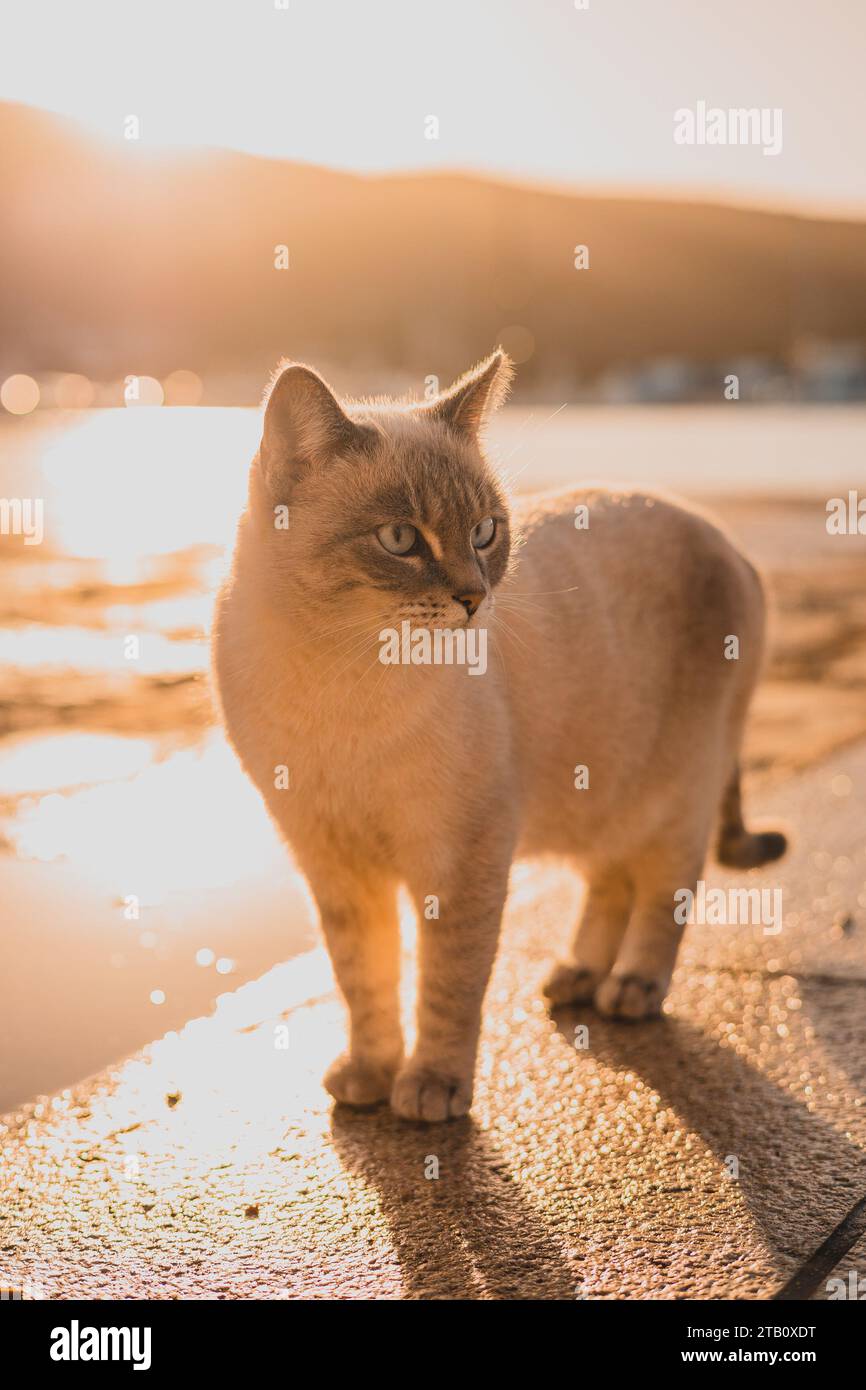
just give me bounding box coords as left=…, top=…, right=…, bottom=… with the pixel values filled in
left=390, top=1064, right=472, bottom=1122
left=324, top=1052, right=400, bottom=1107
left=543, top=961, right=602, bottom=1006
left=594, top=973, right=666, bottom=1020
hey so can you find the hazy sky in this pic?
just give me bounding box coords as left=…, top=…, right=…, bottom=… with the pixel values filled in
left=2, top=0, right=864, bottom=212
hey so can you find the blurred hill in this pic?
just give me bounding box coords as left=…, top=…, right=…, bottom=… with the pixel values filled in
left=2, top=101, right=866, bottom=401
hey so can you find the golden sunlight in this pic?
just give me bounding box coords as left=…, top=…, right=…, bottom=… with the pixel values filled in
left=38, top=408, right=256, bottom=565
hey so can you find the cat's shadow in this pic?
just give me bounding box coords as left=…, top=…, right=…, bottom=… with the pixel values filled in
left=331, top=988, right=866, bottom=1299
left=329, top=1107, right=581, bottom=1300
left=549, top=994, right=866, bottom=1265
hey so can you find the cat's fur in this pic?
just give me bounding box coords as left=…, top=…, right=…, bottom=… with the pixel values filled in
left=213, top=351, right=785, bottom=1122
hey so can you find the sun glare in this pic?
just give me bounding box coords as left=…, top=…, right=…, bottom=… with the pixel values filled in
left=38, top=408, right=256, bottom=564
left=6, top=736, right=288, bottom=906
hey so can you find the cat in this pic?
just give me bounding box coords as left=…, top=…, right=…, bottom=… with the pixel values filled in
left=212, top=351, right=786, bottom=1122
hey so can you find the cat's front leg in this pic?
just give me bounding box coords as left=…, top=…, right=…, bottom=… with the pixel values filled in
left=306, top=866, right=404, bottom=1106
left=391, top=863, right=510, bottom=1122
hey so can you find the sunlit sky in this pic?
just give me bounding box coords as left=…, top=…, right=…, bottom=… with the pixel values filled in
left=1, top=0, right=865, bottom=212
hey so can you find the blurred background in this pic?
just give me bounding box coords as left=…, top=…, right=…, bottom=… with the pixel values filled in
left=1, top=0, right=865, bottom=1111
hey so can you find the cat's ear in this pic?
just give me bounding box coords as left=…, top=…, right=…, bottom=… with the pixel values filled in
left=261, top=362, right=366, bottom=485
left=431, top=350, right=514, bottom=437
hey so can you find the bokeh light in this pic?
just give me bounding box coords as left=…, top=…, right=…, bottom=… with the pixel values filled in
left=124, top=375, right=164, bottom=407
left=1, top=373, right=40, bottom=415
left=54, top=373, right=95, bottom=409
left=163, top=369, right=204, bottom=406
left=496, top=324, right=535, bottom=365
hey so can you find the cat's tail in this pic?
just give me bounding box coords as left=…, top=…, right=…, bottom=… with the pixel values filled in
left=715, top=764, right=787, bottom=869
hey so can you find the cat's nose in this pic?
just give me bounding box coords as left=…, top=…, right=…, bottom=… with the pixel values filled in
left=453, top=590, right=485, bottom=617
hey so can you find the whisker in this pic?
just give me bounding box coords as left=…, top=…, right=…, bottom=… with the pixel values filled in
left=316, top=631, right=381, bottom=696
left=497, top=403, right=569, bottom=490
left=488, top=611, right=533, bottom=661
left=311, top=622, right=381, bottom=679
left=495, top=595, right=551, bottom=614
left=500, top=584, right=580, bottom=599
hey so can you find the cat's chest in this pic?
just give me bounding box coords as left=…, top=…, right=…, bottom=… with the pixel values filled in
left=272, top=730, right=427, bottom=873
left=274, top=701, right=416, bottom=807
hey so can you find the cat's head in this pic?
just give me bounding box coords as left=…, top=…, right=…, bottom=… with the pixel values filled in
left=251, top=351, right=514, bottom=635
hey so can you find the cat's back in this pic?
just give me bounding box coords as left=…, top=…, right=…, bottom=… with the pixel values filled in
left=497, top=484, right=765, bottom=716
left=510, top=484, right=761, bottom=624
left=514, top=483, right=734, bottom=556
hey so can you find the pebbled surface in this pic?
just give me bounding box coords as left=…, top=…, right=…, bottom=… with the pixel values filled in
left=1, top=744, right=865, bottom=1300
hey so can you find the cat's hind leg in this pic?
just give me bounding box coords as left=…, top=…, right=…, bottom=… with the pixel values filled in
left=543, top=865, right=634, bottom=1005
left=594, top=838, right=707, bottom=1020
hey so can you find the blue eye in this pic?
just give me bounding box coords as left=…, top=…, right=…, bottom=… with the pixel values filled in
left=471, top=517, right=496, bottom=549
left=377, top=522, right=417, bottom=555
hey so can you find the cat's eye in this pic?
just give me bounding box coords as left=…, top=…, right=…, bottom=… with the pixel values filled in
left=471, top=517, right=496, bottom=550
left=377, top=522, right=417, bottom=556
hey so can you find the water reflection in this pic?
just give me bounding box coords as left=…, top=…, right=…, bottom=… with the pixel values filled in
left=6, top=735, right=280, bottom=901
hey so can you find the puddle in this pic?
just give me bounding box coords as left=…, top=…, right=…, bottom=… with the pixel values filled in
left=0, top=730, right=315, bottom=1111
left=4, top=732, right=284, bottom=903
left=0, top=626, right=206, bottom=675
left=0, top=731, right=157, bottom=795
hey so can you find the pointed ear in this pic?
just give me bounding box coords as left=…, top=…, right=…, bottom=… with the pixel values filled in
left=261, top=362, right=366, bottom=486
left=431, top=350, right=514, bottom=436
